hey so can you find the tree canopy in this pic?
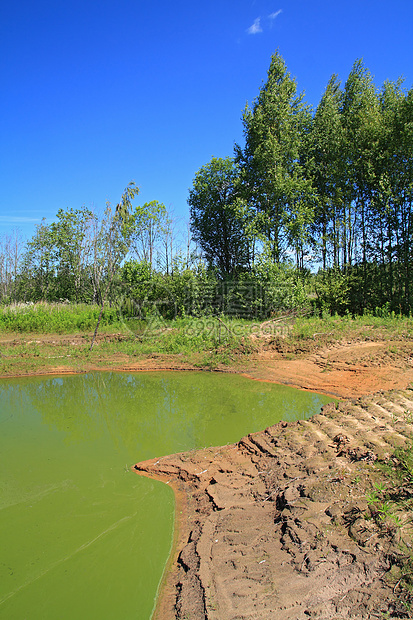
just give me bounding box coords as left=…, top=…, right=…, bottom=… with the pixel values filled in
left=188, top=156, right=252, bottom=277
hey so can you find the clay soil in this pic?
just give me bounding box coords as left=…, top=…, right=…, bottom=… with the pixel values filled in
left=133, top=340, right=413, bottom=619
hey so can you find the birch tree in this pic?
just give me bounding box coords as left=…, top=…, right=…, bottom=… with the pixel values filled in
left=89, top=182, right=139, bottom=349
left=236, top=51, right=313, bottom=265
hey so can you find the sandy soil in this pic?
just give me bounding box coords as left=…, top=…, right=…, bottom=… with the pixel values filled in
left=133, top=340, right=413, bottom=619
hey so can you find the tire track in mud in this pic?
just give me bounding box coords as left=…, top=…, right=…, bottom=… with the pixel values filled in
left=135, top=388, right=413, bottom=620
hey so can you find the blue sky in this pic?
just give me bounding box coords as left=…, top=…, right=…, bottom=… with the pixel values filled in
left=1, top=0, right=412, bottom=241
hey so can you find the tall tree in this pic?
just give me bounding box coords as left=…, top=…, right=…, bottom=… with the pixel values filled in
left=0, top=229, right=24, bottom=303
left=371, top=80, right=413, bottom=311
left=235, top=51, right=314, bottom=265
left=188, top=156, right=252, bottom=277
left=396, top=86, right=413, bottom=311
left=51, top=207, right=96, bottom=301
left=22, top=219, right=57, bottom=301
left=21, top=208, right=96, bottom=302
left=89, top=181, right=139, bottom=349
left=306, top=75, right=344, bottom=269
left=340, top=59, right=381, bottom=274
left=129, top=200, right=170, bottom=268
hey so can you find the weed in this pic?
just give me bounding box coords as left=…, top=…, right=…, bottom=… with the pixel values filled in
left=367, top=490, right=380, bottom=505
left=362, top=443, right=413, bottom=601
left=402, top=599, right=413, bottom=614
left=388, top=345, right=400, bottom=354
left=321, top=358, right=332, bottom=373
left=394, top=442, right=413, bottom=484
left=291, top=313, right=413, bottom=346
left=390, top=514, right=402, bottom=526
left=404, top=410, right=413, bottom=424
left=376, top=500, right=393, bottom=520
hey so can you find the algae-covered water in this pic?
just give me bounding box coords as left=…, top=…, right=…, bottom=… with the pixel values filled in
left=0, top=371, right=333, bottom=619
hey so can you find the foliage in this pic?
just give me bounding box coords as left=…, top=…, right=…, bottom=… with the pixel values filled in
left=188, top=157, right=253, bottom=277
left=129, top=200, right=170, bottom=267
left=20, top=208, right=96, bottom=303
left=305, top=74, right=344, bottom=269
left=235, top=51, right=314, bottom=266
left=119, top=255, right=310, bottom=321
left=89, top=181, right=140, bottom=349
left=0, top=302, right=120, bottom=334
left=314, top=267, right=351, bottom=315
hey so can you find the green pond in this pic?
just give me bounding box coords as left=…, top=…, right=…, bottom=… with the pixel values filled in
left=0, top=371, right=333, bottom=619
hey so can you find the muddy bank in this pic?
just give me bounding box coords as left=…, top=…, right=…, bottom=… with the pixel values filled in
left=2, top=336, right=413, bottom=399
left=135, top=388, right=413, bottom=619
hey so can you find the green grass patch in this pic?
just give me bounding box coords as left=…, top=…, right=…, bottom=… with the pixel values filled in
left=0, top=302, right=124, bottom=334
left=291, top=312, right=413, bottom=344
left=1, top=304, right=413, bottom=376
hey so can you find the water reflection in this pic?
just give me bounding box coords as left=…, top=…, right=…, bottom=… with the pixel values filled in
left=0, top=371, right=333, bottom=620
left=1, top=371, right=332, bottom=461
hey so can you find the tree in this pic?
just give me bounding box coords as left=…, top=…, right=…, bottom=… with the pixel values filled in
left=339, top=59, right=381, bottom=272
left=22, top=219, right=57, bottom=301
left=236, top=50, right=314, bottom=266
left=188, top=156, right=252, bottom=277
left=89, top=181, right=139, bottom=349
left=51, top=207, right=96, bottom=301
left=306, top=75, right=344, bottom=269
left=395, top=86, right=413, bottom=311
left=129, top=200, right=170, bottom=268
left=370, top=79, right=413, bottom=312
left=0, top=229, right=24, bottom=303
left=20, top=208, right=96, bottom=302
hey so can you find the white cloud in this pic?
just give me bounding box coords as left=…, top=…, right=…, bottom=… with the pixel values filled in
left=247, top=17, right=262, bottom=34
left=269, top=9, right=282, bottom=20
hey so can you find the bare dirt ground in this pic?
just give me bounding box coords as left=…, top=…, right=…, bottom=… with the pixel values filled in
left=2, top=333, right=413, bottom=397
left=242, top=339, right=413, bottom=398
left=133, top=340, right=413, bottom=619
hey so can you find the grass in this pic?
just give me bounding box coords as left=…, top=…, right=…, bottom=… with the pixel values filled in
left=1, top=302, right=413, bottom=376
left=291, top=311, right=413, bottom=344
left=0, top=308, right=259, bottom=375
left=0, top=302, right=124, bottom=334
left=2, top=301, right=412, bottom=340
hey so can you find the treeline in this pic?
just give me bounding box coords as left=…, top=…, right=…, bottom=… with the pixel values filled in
left=189, top=52, right=413, bottom=315
left=0, top=189, right=177, bottom=305
left=1, top=51, right=412, bottom=318
left=0, top=225, right=308, bottom=321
